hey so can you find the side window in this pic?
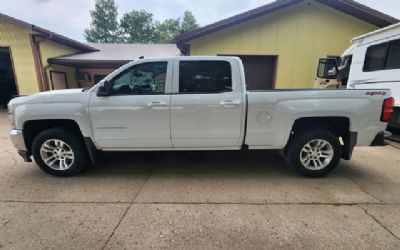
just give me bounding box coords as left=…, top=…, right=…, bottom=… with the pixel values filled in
left=364, top=43, right=388, bottom=71
left=179, top=61, right=232, bottom=93
left=387, top=39, right=400, bottom=69
left=111, top=62, right=167, bottom=95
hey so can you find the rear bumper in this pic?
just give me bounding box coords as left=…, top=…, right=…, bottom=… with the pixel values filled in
left=371, top=131, right=391, bottom=146
left=389, top=107, right=400, bottom=128
left=9, top=129, right=31, bottom=162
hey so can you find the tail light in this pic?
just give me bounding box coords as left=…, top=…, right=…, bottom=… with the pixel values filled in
left=381, top=97, right=395, bottom=122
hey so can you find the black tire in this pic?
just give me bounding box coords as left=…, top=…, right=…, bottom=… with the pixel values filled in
left=32, top=128, right=88, bottom=177
left=286, top=129, right=341, bottom=177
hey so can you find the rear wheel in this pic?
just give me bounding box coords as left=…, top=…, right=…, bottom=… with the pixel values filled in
left=32, top=128, right=88, bottom=176
left=286, top=129, right=341, bottom=177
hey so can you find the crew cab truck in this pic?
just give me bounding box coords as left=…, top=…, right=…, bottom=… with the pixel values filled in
left=8, top=57, right=394, bottom=177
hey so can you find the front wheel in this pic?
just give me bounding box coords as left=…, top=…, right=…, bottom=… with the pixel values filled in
left=32, top=128, right=88, bottom=176
left=286, top=129, right=341, bottom=177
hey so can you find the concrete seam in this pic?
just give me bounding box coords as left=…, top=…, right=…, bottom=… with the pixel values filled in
left=1, top=200, right=400, bottom=206
left=340, top=174, right=384, bottom=203
left=357, top=204, right=400, bottom=241
left=100, top=158, right=158, bottom=250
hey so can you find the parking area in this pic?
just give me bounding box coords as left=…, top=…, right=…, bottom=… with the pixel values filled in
left=0, top=108, right=399, bottom=249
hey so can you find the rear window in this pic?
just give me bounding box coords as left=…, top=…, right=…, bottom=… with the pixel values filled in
left=179, top=61, right=232, bottom=93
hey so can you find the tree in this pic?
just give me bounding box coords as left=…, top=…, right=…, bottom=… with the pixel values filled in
left=84, top=4, right=199, bottom=43
left=84, top=0, right=120, bottom=43
left=154, top=11, right=199, bottom=43
left=155, top=18, right=181, bottom=43
left=180, top=11, right=199, bottom=34
left=120, top=10, right=156, bottom=43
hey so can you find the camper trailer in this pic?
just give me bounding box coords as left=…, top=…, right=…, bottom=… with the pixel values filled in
left=316, top=23, right=400, bottom=128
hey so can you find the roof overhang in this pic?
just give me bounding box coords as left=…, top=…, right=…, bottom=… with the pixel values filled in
left=0, top=12, right=98, bottom=52
left=175, top=0, right=399, bottom=53
left=48, top=58, right=130, bottom=69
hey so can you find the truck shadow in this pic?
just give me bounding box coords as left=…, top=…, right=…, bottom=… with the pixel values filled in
left=82, top=150, right=305, bottom=178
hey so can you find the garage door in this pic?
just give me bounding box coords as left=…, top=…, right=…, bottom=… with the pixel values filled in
left=235, top=55, right=277, bottom=90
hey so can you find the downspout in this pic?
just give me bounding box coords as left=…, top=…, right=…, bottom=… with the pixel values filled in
left=32, top=34, right=51, bottom=91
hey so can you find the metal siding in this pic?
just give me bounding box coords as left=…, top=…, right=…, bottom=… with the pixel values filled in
left=190, top=1, right=378, bottom=88
left=0, top=20, right=38, bottom=94
left=39, top=41, right=79, bottom=89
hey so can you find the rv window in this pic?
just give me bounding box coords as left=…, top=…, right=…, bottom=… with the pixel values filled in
left=364, top=43, right=388, bottom=71
left=387, top=39, right=400, bottom=69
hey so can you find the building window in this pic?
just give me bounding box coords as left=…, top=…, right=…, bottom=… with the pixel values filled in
left=179, top=61, right=232, bottom=93
left=50, top=71, right=68, bottom=90
left=363, top=39, right=400, bottom=71
left=94, top=75, right=107, bottom=84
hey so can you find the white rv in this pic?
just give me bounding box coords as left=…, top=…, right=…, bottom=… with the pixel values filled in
left=316, top=23, right=400, bottom=128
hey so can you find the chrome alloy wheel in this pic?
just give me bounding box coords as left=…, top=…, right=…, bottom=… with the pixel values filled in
left=39, top=139, right=75, bottom=170
left=300, top=139, right=334, bottom=170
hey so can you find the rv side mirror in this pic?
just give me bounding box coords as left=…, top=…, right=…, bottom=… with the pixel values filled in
left=317, top=58, right=338, bottom=79
left=97, top=81, right=111, bottom=96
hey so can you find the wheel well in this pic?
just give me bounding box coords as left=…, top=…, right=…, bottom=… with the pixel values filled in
left=23, top=119, right=83, bottom=152
left=288, top=117, right=355, bottom=160
left=291, top=117, right=350, bottom=138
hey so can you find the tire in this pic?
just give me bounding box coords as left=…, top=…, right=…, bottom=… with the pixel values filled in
left=32, top=128, right=88, bottom=177
left=286, top=129, right=341, bottom=177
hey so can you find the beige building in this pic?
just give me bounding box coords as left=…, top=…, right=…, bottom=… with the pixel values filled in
left=176, top=0, right=398, bottom=89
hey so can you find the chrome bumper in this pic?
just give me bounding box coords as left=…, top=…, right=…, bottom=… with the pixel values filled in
left=9, top=129, right=26, bottom=151
left=10, top=129, right=32, bottom=162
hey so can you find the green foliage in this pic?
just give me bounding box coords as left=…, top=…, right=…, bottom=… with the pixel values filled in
left=84, top=0, right=121, bottom=43
left=181, top=11, right=199, bottom=34
left=120, top=10, right=157, bottom=43
left=85, top=0, right=199, bottom=43
left=155, top=19, right=181, bottom=43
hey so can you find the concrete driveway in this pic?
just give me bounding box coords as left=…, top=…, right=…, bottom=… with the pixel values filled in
left=0, top=109, right=399, bottom=249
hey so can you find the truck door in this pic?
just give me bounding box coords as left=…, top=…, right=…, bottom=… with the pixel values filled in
left=170, top=59, right=245, bottom=148
left=89, top=60, right=173, bottom=149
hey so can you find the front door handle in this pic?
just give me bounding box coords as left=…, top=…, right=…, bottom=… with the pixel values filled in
left=147, top=102, right=167, bottom=108
left=220, top=100, right=241, bottom=107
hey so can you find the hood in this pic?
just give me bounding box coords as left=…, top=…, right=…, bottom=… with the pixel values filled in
left=8, top=89, right=89, bottom=110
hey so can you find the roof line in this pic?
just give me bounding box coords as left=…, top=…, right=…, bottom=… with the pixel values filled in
left=0, top=12, right=98, bottom=52
left=175, top=0, right=398, bottom=50
left=351, top=22, right=400, bottom=42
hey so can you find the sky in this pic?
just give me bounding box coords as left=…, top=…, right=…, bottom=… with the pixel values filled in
left=1, top=0, right=400, bottom=42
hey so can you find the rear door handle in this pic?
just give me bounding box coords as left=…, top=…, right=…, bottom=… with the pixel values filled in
left=147, top=102, right=167, bottom=108
left=220, top=100, right=241, bottom=107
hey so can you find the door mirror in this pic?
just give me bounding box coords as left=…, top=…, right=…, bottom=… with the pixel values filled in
left=96, top=80, right=111, bottom=96
left=317, top=58, right=338, bottom=79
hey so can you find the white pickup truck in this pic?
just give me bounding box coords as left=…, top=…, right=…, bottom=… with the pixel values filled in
left=8, top=57, right=395, bottom=177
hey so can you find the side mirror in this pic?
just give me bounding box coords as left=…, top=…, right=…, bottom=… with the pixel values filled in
left=97, top=81, right=111, bottom=96
left=317, top=58, right=338, bottom=79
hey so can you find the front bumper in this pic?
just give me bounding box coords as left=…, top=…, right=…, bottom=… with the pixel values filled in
left=9, top=129, right=31, bottom=162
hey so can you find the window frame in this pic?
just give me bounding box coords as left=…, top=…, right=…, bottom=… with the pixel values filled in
left=363, top=38, right=400, bottom=72
left=109, top=61, right=169, bottom=96
left=177, top=60, right=234, bottom=95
